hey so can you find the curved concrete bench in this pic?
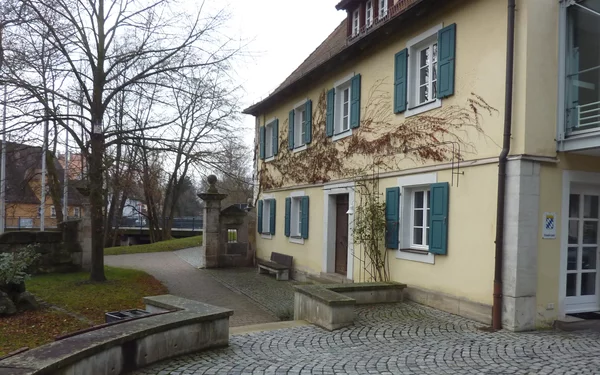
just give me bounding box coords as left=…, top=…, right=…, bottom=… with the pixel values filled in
left=294, top=282, right=406, bottom=331
left=0, top=295, right=233, bottom=375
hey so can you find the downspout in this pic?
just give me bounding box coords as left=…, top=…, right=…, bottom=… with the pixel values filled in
left=492, top=0, right=516, bottom=331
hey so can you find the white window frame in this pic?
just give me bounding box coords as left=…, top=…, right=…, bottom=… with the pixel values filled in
left=289, top=191, right=305, bottom=245
left=264, top=120, right=275, bottom=160
left=405, top=24, right=443, bottom=118
left=352, top=9, right=360, bottom=36
left=261, top=195, right=273, bottom=239
left=50, top=206, right=56, bottom=218
left=366, top=1, right=373, bottom=27
left=379, top=0, right=388, bottom=18
left=74, top=207, right=81, bottom=218
left=293, top=100, right=308, bottom=152
left=409, top=189, right=430, bottom=249
left=333, top=73, right=354, bottom=141
left=396, top=172, right=437, bottom=264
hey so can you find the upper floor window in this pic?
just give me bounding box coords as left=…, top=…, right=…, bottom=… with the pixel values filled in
left=366, top=1, right=373, bottom=27
left=379, top=0, right=388, bottom=18
left=564, top=1, right=600, bottom=134
left=259, top=119, right=279, bottom=160
left=51, top=206, right=56, bottom=218
left=352, top=9, right=360, bottom=36
left=337, top=83, right=351, bottom=134
left=294, top=105, right=306, bottom=148
left=289, top=100, right=312, bottom=150
left=74, top=207, right=81, bottom=218
left=326, top=74, right=361, bottom=139
left=416, top=42, right=438, bottom=106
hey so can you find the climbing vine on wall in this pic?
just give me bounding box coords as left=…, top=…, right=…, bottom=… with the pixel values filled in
left=258, top=79, right=497, bottom=194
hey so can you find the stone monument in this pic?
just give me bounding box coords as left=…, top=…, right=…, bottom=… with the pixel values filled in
left=198, top=175, right=227, bottom=268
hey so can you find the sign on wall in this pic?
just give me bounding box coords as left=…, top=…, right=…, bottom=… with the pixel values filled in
left=542, top=212, right=556, bottom=239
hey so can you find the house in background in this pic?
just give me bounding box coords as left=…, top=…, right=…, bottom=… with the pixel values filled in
left=246, top=0, right=600, bottom=331
left=4, top=142, right=85, bottom=229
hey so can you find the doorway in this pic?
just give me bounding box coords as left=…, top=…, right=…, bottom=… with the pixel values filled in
left=565, top=186, right=600, bottom=313
left=335, top=194, right=349, bottom=275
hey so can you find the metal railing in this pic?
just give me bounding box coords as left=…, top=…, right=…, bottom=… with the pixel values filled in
left=113, top=216, right=203, bottom=231
left=347, top=0, right=421, bottom=44
left=576, top=100, right=600, bottom=129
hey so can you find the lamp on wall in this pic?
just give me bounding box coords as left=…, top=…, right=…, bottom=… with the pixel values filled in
left=346, top=204, right=354, bottom=215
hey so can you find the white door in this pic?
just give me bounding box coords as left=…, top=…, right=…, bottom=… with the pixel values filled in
left=565, top=187, right=600, bottom=313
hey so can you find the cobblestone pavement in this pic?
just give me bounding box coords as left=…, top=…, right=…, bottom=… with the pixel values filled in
left=203, top=267, right=297, bottom=320
left=135, top=302, right=600, bottom=375
left=104, top=252, right=277, bottom=327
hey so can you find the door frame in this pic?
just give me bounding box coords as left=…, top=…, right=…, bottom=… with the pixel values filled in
left=322, top=182, right=355, bottom=280
left=560, top=170, right=600, bottom=315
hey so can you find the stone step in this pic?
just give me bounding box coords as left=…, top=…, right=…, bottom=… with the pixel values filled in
left=306, top=272, right=353, bottom=285
left=554, top=315, right=600, bottom=331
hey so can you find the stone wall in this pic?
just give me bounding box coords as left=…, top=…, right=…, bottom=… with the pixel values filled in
left=0, top=220, right=84, bottom=274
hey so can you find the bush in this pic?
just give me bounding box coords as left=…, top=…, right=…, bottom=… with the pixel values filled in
left=0, top=245, right=40, bottom=285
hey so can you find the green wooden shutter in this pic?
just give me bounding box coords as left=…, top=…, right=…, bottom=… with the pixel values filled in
left=284, top=197, right=291, bottom=237
left=385, top=187, right=400, bottom=249
left=257, top=200, right=263, bottom=233
left=288, top=110, right=295, bottom=150
left=259, top=127, right=265, bottom=159
left=269, top=199, right=276, bottom=235
left=394, top=49, right=408, bottom=113
left=350, top=74, right=361, bottom=129
left=428, top=182, right=449, bottom=255
left=326, top=88, right=335, bottom=137
left=301, top=196, right=309, bottom=239
left=304, top=100, right=313, bottom=144
left=437, top=23, right=456, bottom=99
left=273, top=119, right=279, bottom=156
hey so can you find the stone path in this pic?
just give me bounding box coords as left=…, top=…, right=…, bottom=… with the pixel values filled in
left=203, top=267, right=297, bottom=320
left=134, top=302, right=600, bottom=374
left=104, top=252, right=277, bottom=327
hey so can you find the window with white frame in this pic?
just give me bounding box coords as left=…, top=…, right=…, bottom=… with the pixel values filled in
left=379, top=0, right=388, bottom=18
left=335, top=82, right=352, bottom=134
left=294, top=106, right=306, bottom=148
left=262, top=199, right=271, bottom=234
left=410, top=189, right=430, bottom=248
left=414, top=41, right=438, bottom=106
left=265, top=122, right=274, bottom=158
left=366, top=1, right=373, bottom=27
left=51, top=206, right=56, bottom=218
left=74, top=207, right=81, bottom=218
left=352, top=9, right=360, bottom=36
left=290, top=197, right=303, bottom=237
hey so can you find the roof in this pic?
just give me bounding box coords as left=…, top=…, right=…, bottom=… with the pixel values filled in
left=243, top=0, right=438, bottom=116
left=4, top=142, right=85, bottom=206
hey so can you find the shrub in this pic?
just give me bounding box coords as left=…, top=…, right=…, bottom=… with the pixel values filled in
left=0, top=245, right=40, bottom=285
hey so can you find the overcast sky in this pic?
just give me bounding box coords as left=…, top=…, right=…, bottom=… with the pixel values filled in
left=224, top=0, right=346, bottom=148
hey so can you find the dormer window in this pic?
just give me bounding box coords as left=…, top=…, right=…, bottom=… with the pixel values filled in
left=352, top=9, right=360, bottom=36
left=366, top=1, right=373, bottom=27
left=379, top=0, right=388, bottom=18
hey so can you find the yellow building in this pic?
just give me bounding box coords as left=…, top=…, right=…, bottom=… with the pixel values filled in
left=244, top=0, right=600, bottom=331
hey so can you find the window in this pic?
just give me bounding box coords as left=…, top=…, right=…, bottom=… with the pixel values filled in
left=294, top=107, right=306, bottom=148
left=74, top=207, right=81, bottom=218
left=379, top=0, right=388, bottom=18
left=366, top=1, right=373, bottom=27
left=352, top=9, right=360, bottom=36
left=336, top=84, right=351, bottom=134
left=259, top=198, right=276, bottom=236
left=265, top=122, right=274, bottom=159
left=262, top=199, right=271, bottom=233
left=51, top=206, right=56, bottom=218
left=564, top=1, right=600, bottom=133
left=290, top=197, right=303, bottom=237
left=410, top=190, right=430, bottom=248
left=416, top=43, right=438, bottom=105
left=19, top=218, right=33, bottom=228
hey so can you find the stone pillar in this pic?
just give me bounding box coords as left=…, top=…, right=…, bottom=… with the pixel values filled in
left=198, top=175, right=227, bottom=268
left=502, top=159, right=540, bottom=331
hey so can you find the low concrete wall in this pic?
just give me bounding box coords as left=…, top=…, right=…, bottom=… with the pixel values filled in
left=0, top=295, right=233, bottom=375
left=294, top=282, right=407, bottom=331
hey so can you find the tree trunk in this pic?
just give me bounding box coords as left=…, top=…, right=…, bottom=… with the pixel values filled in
left=111, top=192, right=127, bottom=247
left=45, top=151, right=64, bottom=224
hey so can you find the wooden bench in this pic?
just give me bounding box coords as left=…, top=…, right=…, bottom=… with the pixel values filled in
left=257, top=252, right=293, bottom=281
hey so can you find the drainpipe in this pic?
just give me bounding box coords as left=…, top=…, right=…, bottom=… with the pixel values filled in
left=492, top=0, right=516, bottom=331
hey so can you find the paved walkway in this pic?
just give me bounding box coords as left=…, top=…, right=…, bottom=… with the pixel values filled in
left=104, top=251, right=277, bottom=327
left=134, top=302, right=600, bottom=374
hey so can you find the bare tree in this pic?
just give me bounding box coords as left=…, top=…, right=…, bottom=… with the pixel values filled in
left=1, top=0, right=240, bottom=281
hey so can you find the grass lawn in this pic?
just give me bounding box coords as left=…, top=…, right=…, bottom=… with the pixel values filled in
left=104, top=235, right=202, bottom=256
left=0, top=266, right=167, bottom=356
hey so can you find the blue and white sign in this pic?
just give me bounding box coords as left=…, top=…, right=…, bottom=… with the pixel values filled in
left=543, top=212, right=556, bottom=239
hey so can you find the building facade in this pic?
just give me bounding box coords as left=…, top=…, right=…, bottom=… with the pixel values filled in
left=245, top=0, right=600, bottom=331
